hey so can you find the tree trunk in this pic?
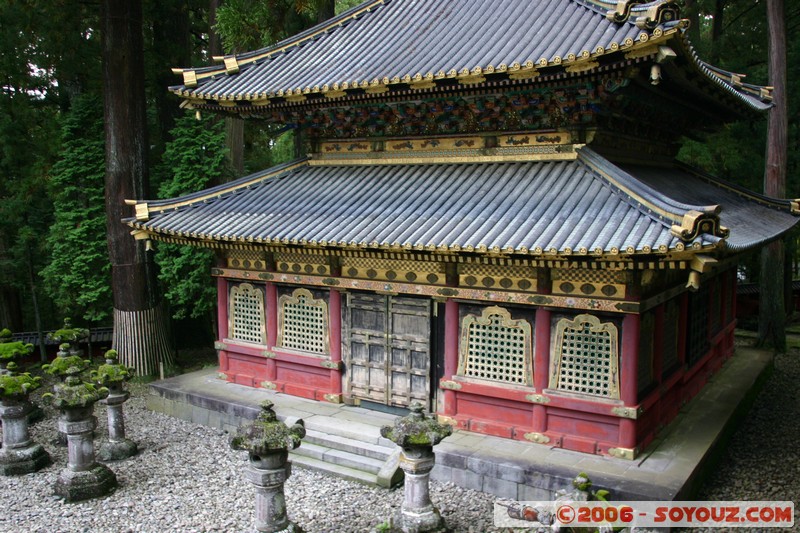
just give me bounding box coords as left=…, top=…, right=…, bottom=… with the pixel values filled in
left=225, top=116, right=245, bottom=175
left=682, top=0, right=702, bottom=48
left=316, top=0, right=335, bottom=23
left=102, top=0, right=174, bottom=375
left=0, top=237, right=23, bottom=332
left=152, top=0, right=192, bottom=152
left=758, top=0, right=788, bottom=352
left=209, top=0, right=222, bottom=58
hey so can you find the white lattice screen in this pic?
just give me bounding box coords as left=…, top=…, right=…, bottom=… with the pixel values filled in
left=278, top=288, right=329, bottom=354
left=229, top=283, right=265, bottom=344
left=550, top=314, right=619, bottom=399
left=458, top=306, right=532, bottom=386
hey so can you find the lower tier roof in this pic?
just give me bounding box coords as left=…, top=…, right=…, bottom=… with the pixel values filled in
left=126, top=148, right=797, bottom=258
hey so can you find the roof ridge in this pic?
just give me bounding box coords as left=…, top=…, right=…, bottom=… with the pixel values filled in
left=125, top=159, right=310, bottom=220
left=577, top=147, right=717, bottom=224
left=172, top=0, right=387, bottom=81
left=674, top=160, right=799, bottom=214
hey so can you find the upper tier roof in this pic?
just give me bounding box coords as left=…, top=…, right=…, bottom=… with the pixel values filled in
left=171, top=0, right=770, bottom=114
left=125, top=148, right=797, bottom=258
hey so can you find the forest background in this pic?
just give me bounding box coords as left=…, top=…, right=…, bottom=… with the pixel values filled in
left=0, top=0, right=797, bottom=358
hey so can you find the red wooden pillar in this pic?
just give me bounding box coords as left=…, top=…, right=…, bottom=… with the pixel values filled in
left=265, top=282, right=278, bottom=381
left=532, top=307, right=551, bottom=433
left=217, top=277, right=229, bottom=372
left=328, top=289, right=343, bottom=396
left=442, top=299, right=459, bottom=417
left=619, top=313, right=640, bottom=449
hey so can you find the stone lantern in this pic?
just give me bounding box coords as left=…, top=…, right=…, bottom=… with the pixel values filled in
left=0, top=330, right=33, bottom=375
left=91, top=349, right=137, bottom=461
left=380, top=401, right=452, bottom=533
left=47, top=318, right=90, bottom=353
left=230, top=400, right=306, bottom=533
left=43, top=343, right=92, bottom=445
left=43, top=342, right=92, bottom=381
left=45, top=366, right=117, bottom=502
left=0, top=362, right=51, bottom=475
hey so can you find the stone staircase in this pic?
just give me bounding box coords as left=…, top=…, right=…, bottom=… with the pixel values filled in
left=146, top=373, right=404, bottom=488
left=290, top=427, right=403, bottom=488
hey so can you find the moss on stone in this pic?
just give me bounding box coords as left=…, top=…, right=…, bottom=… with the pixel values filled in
left=47, top=318, right=89, bottom=344
left=0, top=341, right=33, bottom=361
left=0, top=371, right=42, bottom=398
left=91, top=350, right=134, bottom=385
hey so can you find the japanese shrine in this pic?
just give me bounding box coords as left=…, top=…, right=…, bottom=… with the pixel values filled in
left=126, top=0, right=798, bottom=459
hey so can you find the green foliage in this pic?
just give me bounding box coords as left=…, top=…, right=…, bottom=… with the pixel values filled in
left=215, top=0, right=325, bottom=53
left=39, top=94, right=112, bottom=323
left=155, top=112, right=228, bottom=320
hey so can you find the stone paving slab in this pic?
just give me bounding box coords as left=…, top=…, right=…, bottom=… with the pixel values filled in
left=148, top=346, right=771, bottom=501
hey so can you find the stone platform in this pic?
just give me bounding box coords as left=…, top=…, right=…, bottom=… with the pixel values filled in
left=147, top=346, right=771, bottom=501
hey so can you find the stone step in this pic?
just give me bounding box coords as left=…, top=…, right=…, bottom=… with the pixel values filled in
left=290, top=455, right=379, bottom=486
left=293, top=437, right=387, bottom=475
left=303, top=429, right=394, bottom=462
left=304, top=416, right=384, bottom=445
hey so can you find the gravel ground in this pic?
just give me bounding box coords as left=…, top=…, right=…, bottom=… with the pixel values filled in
left=1, top=343, right=798, bottom=532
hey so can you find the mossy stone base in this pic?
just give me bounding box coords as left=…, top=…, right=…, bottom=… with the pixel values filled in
left=257, top=523, right=303, bottom=533
left=55, top=463, right=117, bottom=502
left=372, top=514, right=450, bottom=533
left=98, top=438, right=138, bottom=462
left=0, top=443, right=51, bottom=475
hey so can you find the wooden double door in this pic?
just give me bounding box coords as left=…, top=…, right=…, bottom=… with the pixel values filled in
left=344, top=292, right=432, bottom=409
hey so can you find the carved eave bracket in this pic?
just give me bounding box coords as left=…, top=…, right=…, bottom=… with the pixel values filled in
left=635, top=1, right=680, bottom=30
left=606, top=0, right=681, bottom=30
left=670, top=209, right=728, bottom=243
left=606, top=0, right=648, bottom=23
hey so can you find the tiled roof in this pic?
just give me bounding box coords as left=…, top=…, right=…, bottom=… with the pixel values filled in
left=170, top=0, right=767, bottom=112
left=126, top=148, right=797, bottom=257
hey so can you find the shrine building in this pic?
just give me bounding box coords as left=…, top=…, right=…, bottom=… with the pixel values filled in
left=126, top=0, right=798, bottom=459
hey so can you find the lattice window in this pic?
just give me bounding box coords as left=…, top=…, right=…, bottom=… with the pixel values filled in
left=458, top=306, right=533, bottom=386
left=229, top=283, right=265, bottom=344
left=710, top=278, right=722, bottom=334
left=661, top=299, right=680, bottom=378
left=278, top=288, right=329, bottom=354
left=686, top=285, right=710, bottom=367
left=550, top=314, right=620, bottom=399
left=724, top=271, right=734, bottom=326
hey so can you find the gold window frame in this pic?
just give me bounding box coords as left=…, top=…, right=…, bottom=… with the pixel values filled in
left=228, top=282, right=266, bottom=345
left=457, top=306, right=533, bottom=386
left=277, top=288, right=330, bottom=355
left=550, top=313, right=620, bottom=399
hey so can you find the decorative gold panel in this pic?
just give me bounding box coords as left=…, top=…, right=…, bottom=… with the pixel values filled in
left=229, top=283, right=266, bottom=344
left=458, top=306, right=533, bottom=386
left=228, top=251, right=267, bottom=271
left=278, top=288, right=329, bottom=355
left=341, top=257, right=445, bottom=285
left=384, top=137, right=484, bottom=152
left=320, top=141, right=371, bottom=154
left=552, top=268, right=627, bottom=299
left=496, top=132, right=572, bottom=147
left=275, top=252, right=331, bottom=276
left=459, top=264, right=537, bottom=291
left=550, top=314, right=619, bottom=399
